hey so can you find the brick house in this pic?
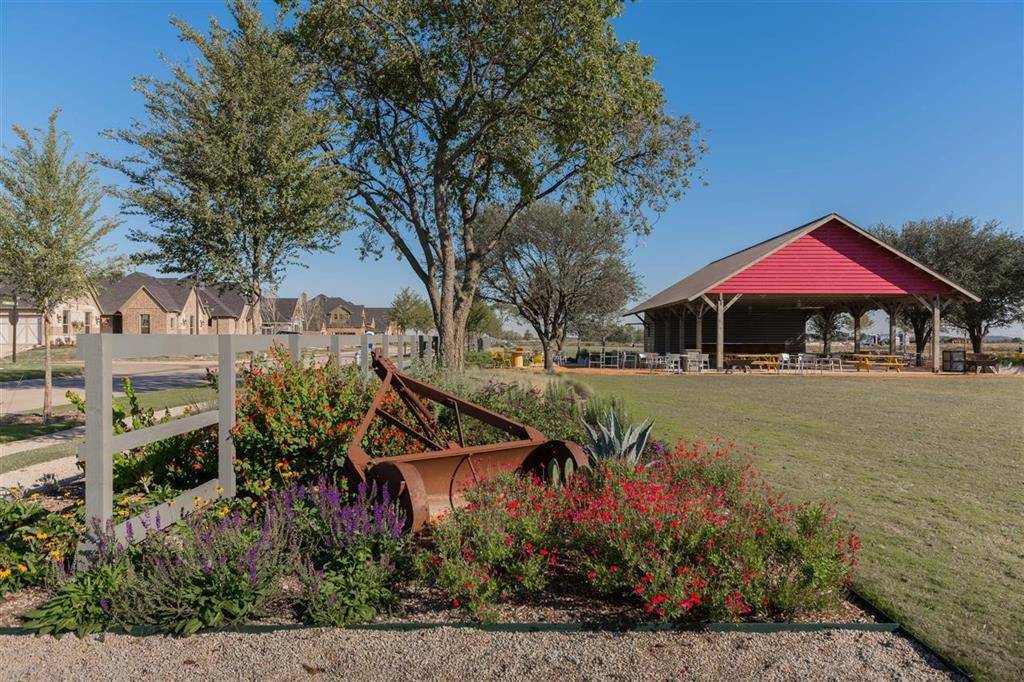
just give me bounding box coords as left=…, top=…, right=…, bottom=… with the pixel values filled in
left=0, top=283, right=102, bottom=355
left=97, top=273, right=251, bottom=335
left=262, top=293, right=400, bottom=335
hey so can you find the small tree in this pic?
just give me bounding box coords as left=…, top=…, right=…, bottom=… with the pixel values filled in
left=287, top=0, right=704, bottom=369
left=389, top=287, right=435, bottom=334
left=481, top=203, right=640, bottom=369
left=106, top=0, right=352, bottom=334
left=808, top=309, right=849, bottom=355
left=873, top=216, right=1024, bottom=353
left=0, top=110, right=120, bottom=421
left=465, top=299, right=503, bottom=340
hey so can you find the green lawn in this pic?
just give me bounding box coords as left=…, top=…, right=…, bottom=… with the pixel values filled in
left=0, top=346, right=82, bottom=382
left=573, top=372, right=1024, bottom=680
left=1, top=386, right=216, bottom=445
left=0, top=420, right=80, bottom=444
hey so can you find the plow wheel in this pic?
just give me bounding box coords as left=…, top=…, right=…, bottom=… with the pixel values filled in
left=367, top=461, right=430, bottom=533
left=520, top=440, right=589, bottom=487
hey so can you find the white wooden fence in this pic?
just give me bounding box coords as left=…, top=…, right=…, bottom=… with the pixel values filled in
left=74, top=332, right=435, bottom=565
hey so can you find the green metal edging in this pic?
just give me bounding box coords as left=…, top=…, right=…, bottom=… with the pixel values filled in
left=0, top=620, right=898, bottom=638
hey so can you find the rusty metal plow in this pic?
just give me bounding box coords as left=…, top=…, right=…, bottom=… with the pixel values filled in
left=345, top=349, right=588, bottom=532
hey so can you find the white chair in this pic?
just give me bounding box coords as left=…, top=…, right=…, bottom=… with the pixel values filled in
left=779, top=353, right=792, bottom=371
left=796, top=353, right=816, bottom=372
left=699, top=353, right=711, bottom=371
left=817, top=355, right=844, bottom=372
left=664, top=353, right=682, bottom=373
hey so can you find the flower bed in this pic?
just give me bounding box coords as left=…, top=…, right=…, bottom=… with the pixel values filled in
left=421, top=440, right=859, bottom=622
left=3, top=360, right=863, bottom=637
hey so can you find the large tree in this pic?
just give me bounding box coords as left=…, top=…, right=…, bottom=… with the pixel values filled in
left=0, top=110, right=120, bottom=422
left=106, top=0, right=352, bottom=333
left=873, top=217, right=1024, bottom=352
left=480, top=202, right=640, bottom=369
left=285, top=0, right=704, bottom=368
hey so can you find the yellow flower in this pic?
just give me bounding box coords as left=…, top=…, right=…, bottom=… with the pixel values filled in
left=0, top=568, right=11, bottom=580
left=35, top=532, right=48, bottom=540
left=49, top=550, right=63, bottom=561
left=17, top=564, right=28, bottom=573
left=215, top=485, right=224, bottom=494
left=30, top=493, right=40, bottom=499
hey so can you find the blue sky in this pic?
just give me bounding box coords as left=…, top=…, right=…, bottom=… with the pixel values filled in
left=2, top=1, right=1022, bottom=331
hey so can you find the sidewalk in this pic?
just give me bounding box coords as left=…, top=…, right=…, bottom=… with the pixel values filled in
left=0, top=404, right=199, bottom=490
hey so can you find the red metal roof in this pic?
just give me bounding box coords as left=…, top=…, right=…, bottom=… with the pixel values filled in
left=626, top=213, right=979, bottom=314
left=708, top=219, right=956, bottom=295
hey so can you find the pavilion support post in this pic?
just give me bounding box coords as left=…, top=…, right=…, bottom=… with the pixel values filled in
left=716, top=294, right=725, bottom=371
left=932, top=296, right=942, bottom=373
left=883, top=302, right=904, bottom=355
left=694, top=307, right=703, bottom=356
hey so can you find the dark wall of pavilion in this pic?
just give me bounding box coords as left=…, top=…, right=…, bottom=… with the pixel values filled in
left=643, top=304, right=808, bottom=354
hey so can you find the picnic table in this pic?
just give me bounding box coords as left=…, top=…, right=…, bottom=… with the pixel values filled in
left=965, top=353, right=999, bottom=374
left=728, top=353, right=781, bottom=372
left=849, top=353, right=903, bottom=373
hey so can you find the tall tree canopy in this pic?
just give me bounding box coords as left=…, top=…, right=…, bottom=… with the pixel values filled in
left=106, top=0, right=353, bottom=332
left=873, top=216, right=1024, bottom=352
left=285, top=0, right=704, bottom=368
left=480, top=202, right=640, bottom=369
left=0, top=110, right=120, bottom=421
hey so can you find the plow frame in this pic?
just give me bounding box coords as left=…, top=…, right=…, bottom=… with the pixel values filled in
left=345, top=349, right=587, bottom=530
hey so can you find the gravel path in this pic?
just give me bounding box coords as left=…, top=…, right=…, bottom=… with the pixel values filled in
left=0, top=627, right=957, bottom=681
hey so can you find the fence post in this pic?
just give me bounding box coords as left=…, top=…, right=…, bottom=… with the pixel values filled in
left=360, top=333, right=370, bottom=378
left=288, top=334, right=301, bottom=363
left=418, top=334, right=426, bottom=360
left=329, top=334, right=341, bottom=373
left=381, top=334, right=390, bottom=359
left=218, top=335, right=237, bottom=497
left=79, top=334, right=113, bottom=563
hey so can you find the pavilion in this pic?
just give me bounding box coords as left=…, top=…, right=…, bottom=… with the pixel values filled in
left=625, top=213, right=980, bottom=372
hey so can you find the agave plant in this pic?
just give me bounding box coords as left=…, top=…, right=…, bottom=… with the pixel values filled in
left=583, top=409, right=654, bottom=464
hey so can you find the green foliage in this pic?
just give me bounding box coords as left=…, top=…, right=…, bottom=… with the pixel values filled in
left=389, top=287, right=435, bottom=333
left=480, top=202, right=642, bottom=368
left=106, top=0, right=353, bottom=332
left=465, top=380, right=586, bottom=444
left=419, top=473, right=553, bottom=619
left=300, top=548, right=399, bottom=626
left=583, top=409, right=654, bottom=465
left=0, top=492, right=81, bottom=595
left=425, top=443, right=859, bottom=621
left=0, top=108, right=121, bottom=420
left=286, top=0, right=702, bottom=368
left=22, top=562, right=129, bottom=638
left=872, top=216, right=1024, bottom=352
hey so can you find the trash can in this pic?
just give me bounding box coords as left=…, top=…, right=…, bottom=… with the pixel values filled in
left=511, top=349, right=525, bottom=368
left=942, top=349, right=966, bottom=373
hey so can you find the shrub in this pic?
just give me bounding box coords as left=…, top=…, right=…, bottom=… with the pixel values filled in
left=583, top=409, right=654, bottom=464
left=22, top=561, right=130, bottom=637
left=277, top=478, right=408, bottom=625
left=425, top=441, right=859, bottom=621
left=419, top=474, right=555, bottom=618
left=0, top=492, right=80, bottom=595
left=466, top=380, right=585, bottom=444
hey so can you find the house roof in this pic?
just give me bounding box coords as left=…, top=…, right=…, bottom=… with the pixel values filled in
left=363, top=307, right=393, bottom=333
left=268, top=297, right=300, bottom=323
left=96, top=273, right=194, bottom=315
left=626, top=213, right=980, bottom=314
left=198, top=284, right=249, bottom=319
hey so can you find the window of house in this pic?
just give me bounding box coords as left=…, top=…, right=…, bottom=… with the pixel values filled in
left=189, top=315, right=195, bottom=334
left=84, top=312, right=92, bottom=334
left=62, top=310, right=70, bottom=335
left=169, top=314, right=176, bottom=331
left=140, top=314, right=151, bottom=334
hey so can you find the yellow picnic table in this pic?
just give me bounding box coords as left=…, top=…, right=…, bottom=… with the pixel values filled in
left=849, top=353, right=903, bottom=373
left=729, top=353, right=781, bottom=372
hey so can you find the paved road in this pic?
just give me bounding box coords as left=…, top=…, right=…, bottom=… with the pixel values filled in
left=0, top=362, right=214, bottom=415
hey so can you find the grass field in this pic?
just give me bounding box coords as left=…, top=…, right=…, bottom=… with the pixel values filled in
left=0, top=347, right=83, bottom=382
left=572, top=372, right=1023, bottom=680
left=0, top=385, right=216, bottom=450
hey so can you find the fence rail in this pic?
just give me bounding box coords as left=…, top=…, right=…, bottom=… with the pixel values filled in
left=74, top=332, right=436, bottom=565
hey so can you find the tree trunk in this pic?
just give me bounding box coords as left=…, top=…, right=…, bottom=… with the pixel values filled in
left=540, top=337, right=553, bottom=370
left=968, top=326, right=984, bottom=353
left=251, top=293, right=263, bottom=335
left=8, top=314, right=16, bottom=363
left=42, top=308, right=52, bottom=424
left=912, top=320, right=931, bottom=367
